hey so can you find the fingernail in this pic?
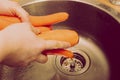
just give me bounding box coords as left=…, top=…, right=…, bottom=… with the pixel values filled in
left=36, top=54, right=48, bottom=63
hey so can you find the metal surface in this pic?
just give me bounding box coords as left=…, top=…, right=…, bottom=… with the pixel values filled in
left=55, top=49, right=90, bottom=75
left=0, top=0, right=120, bottom=80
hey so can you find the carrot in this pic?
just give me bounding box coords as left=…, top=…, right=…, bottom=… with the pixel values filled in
left=38, top=30, right=79, bottom=46
left=0, top=12, right=69, bottom=30
left=0, top=12, right=77, bottom=58
left=39, top=29, right=79, bottom=58
left=35, top=29, right=78, bottom=58
left=42, top=49, right=74, bottom=58
left=30, top=12, right=69, bottom=27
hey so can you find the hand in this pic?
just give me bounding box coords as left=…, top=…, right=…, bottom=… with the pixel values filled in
left=0, top=23, right=70, bottom=67
left=0, top=0, right=29, bottom=22
left=0, top=0, right=70, bottom=67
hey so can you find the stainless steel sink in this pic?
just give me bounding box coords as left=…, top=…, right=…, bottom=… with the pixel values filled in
left=0, top=0, right=120, bottom=80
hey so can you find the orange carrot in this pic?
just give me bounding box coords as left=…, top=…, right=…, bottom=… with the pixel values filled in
left=0, top=12, right=77, bottom=58
left=30, top=12, right=69, bottom=27
left=36, top=29, right=78, bottom=58
left=39, top=29, right=79, bottom=58
left=38, top=30, right=79, bottom=46
left=0, top=12, right=69, bottom=30
left=42, top=49, right=74, bottom=58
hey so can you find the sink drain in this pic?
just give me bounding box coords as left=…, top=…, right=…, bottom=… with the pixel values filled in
left=60, top=53, right=85, bottom=72
left=55, top=50, right=90, bottom=75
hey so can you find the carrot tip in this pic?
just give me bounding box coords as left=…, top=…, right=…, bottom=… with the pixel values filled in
left=42, top=49, right=74, bottom=58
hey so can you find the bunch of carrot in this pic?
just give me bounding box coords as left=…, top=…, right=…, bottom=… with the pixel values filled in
left=0, top=12, right=79, bottom=58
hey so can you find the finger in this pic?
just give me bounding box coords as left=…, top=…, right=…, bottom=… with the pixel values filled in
left=36, top=54, right=48, bottom=63
left=14, top=6, right=30, bottom=22
left=45, top=40, right=71, bottom=50
left=31, top=27, right=41, bottom=35
left=0, top=1, right=29, bottom=22
left=34, top=27, right=51, bottom=33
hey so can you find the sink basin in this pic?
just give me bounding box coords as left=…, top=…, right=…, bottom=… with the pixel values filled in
left=0, top=0, right=120, bottom=80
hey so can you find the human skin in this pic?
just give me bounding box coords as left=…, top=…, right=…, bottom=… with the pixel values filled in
left=0, top=0, right=70, bottom=67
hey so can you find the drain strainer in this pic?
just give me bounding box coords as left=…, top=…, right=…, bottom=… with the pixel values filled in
left=55, top=50, right=90, bottom=75
left=60, top=53, right=85, bottom=72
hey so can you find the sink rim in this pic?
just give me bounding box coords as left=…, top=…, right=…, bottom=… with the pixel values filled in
left=21, top=0, right=120, bottom=23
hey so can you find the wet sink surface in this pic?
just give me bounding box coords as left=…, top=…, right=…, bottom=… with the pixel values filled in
left=22, top=1, right=120, bottom=80
left=1, top=1, right=120, bottom=80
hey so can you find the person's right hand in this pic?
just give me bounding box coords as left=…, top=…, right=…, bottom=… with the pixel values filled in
left=0, top=0, right=29, bottom=22
left=0, top=22, right=70, bottom=67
